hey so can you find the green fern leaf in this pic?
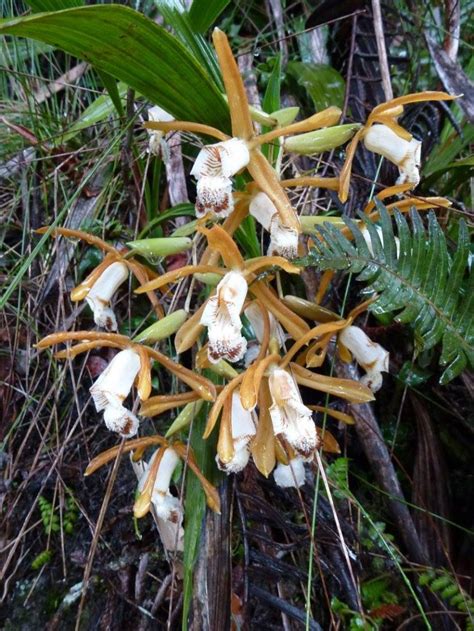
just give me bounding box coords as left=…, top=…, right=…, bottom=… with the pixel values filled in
left=305, top=201, right=473, bottom=383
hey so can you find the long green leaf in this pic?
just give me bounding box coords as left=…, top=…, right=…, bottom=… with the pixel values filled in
left=0, top=5, right=230, bottom=129
left=25, top=0, right=82, bottom=11
left=188, top=0, right=230, bottom=33
left=155, top=0, right=223, bottom=89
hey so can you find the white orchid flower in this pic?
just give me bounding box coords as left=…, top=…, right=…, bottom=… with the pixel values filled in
left=249, top=191, right=299, bottom=258
left=200, top=270, right=248, bottom=364
left=89, top=348, right=141, bottom=436
left=339, top=325, right=389, bottom=392
left=363, top=124, right=422, bottom=187
left=85, top=261, right=128, bottom=331
left=243, top=301, right=286, bottom=366
left=217, top=392, right=257, bottom=474
left=268, top=366, right=317, bottom=458
left=136, top=448, right=184, bottom=551
left=273, top=456, right=306, bottom=488
left=147, top=105, right=174, bottom=157
left=190, top=138, right=249, bottom=219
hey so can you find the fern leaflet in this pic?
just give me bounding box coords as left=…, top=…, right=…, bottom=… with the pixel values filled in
left=304, top=201, right=473, bottom=383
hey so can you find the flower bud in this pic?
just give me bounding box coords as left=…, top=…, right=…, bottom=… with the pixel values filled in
left=133, top=309, right=188, bottom=343
left=284, top=124, right=361, bottom=155
left=127, top=237, right=192, bottom=259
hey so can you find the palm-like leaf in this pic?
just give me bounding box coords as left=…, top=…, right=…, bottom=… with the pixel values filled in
left=305, top=202, right=473, bottom=383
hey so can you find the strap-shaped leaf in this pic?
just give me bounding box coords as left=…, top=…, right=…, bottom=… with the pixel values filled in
left=0, top=5, right=230, bottom=129
left=305, top=201, right=473, bottom=384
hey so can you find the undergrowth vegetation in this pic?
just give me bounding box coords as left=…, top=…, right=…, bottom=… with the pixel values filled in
left=0, top=0, right=472, bottom=629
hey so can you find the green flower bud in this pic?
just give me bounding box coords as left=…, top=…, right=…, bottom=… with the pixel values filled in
left=271, top=107, right=300, bottom=127
left=127, top=237, right=192, bottom=259
left=133, top=309, right=188, bottom=343
left=284, top=123, right=361, bottom=155
left=172, top=220, right=198, bottom=237
left=194, top=272, right=222, bottom=286
left=165, top=400, right=204, bottom=437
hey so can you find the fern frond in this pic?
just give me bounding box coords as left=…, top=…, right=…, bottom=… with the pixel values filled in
left=305, top=201, right=473, bottom=383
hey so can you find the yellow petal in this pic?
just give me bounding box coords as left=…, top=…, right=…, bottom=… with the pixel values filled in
left=145, top=346, right=216, bottom=402
left=139, top=391, right=202, bottom=417
left=174, top=443, right=221, bottom=513
left=70, top=253, right=119, bottom=301
left=337, top=339, right=353, bottom=363
left=144, top=120, right=229, bottom=142
left=36, top=330, right=130, bottom=350
left=134, top=448, right=165, bottom=518
left=240, top=353, right=280, bottom=410
left=54, top=339, right=124, bottom=359
left=134, top=264, right=226, bottom=294
left=84, top=435, right=168, bottom=476
left=254, top=106, right=342, bottom=145
left=244, top=255, right=301, bottom=276
left=308, top=405, right=354, bottom=425
left=250, top=381, right=276, bottom=477
left=282, top=176, right=340, bottom=191
left=198, top=224, right=244, bottom=269
left=290, top=362, right=375, bottom=403
left=203, top=373, right=244, bottom=439
left=36, top=226, right=120, bottom=255
left=136, top=345, right=152, bottom=401
left=363, top=183, right=412, bottom=214
left=217, top=395, right=234, bottom=464
left=315, top=269, right=335, bottom=305
left=247, top=149, right=301, bottom=233
left=280, top=319, right=349, bottom=368
left=366, top=116, right=412, bottom=141
left=212, top=28, right=253, bottom=140
left=305, top=332, right=333, bottom=368
left=175, top=305, right=206, bottom=354
left=316, top=428, right=341, bottom=454
left=369, top=91, right=456, bottom=120
left=249, top=281, right=310, bottom=340
left=338, top=128, right=364, bottom=203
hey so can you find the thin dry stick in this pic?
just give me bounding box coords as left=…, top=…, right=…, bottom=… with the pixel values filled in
left=75, top=439, right=126, bottom=630
left=371, top=0, right=393, bottom=101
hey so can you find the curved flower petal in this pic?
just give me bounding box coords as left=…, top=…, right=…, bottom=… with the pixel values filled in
left=268, top=367, right=317, bottom=459
left=249, top=191, right=299, bottom=258
left=363, top=124, right=421, bottom=187
left=217, top=392, right=257, bottom=474
left=339, top=326, right=389, bottom=392
left=191, top=138, right=250, bottom=178
left=90, top=348, right=141, bottom=436
left=85, top=261, right=129, bottom=331
left=200, top=271, right=248, bottom=363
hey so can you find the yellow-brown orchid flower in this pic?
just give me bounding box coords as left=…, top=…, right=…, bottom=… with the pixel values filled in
left=144, top=28, right=342, bottom=235
left=37, top=226, right=165, bottom=321
left=84, top=435, right=221, bottom=517
left=338, top=91, right=457, bottom=203
left=136, top=224, right=311, bottom=360
left=36, top=330, right=216, bottom=435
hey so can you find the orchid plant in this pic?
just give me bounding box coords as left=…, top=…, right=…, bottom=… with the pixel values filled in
left=35, top=28, right=456, bottom=557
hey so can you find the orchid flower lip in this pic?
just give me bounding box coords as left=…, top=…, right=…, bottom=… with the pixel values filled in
left=90, top=348, right=141, bottom=436
left=339, top=325, right=389, bottom=392
left=191, top=138, right=250, bottom=179
left=85, top=260, right=129, bottom=332
left=195, top=176, right=234, bottom=219
left=268, top=366, right=318, bottom=459
left=200, top=270, right=248, bottom=364
left=217, top=391, right=256, bottom=474
left=363, top=124, right=421, bottom=187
